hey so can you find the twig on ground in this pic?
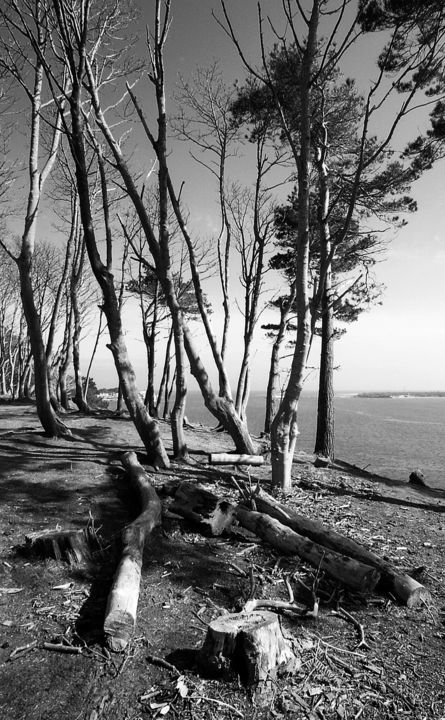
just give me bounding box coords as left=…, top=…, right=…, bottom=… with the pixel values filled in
left=285, top=575, right=294, bottom=604
left=335, top=606, right=370, bottom=650
left=146, top=652, right=181, bottom=677
left=227, top=562, right=247, bottom=577
left=248, top=565, right=256, bottom=600
left=195, top=696, right=244, bottom=718
left=8, top=640, right=38, bottom=660
left=243, top=598, right=304, bottom=614
left=42, top=642, right=83, bottom=654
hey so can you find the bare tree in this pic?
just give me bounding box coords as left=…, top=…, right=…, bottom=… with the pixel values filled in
left=0, top=0, right=68, bottom=435
left=72, top=0, right=255, bottom=454
left=225, top=130, right=278, bottom=420
left=30, top=0, right=170, bottom=466
left=174, top=63, right=241, bottom=370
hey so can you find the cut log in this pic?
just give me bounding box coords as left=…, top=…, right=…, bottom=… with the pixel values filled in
left=25, top=527, right=95, bottom=564
left=252, top=489, right=431, bottom=608
left=198, top=611, right=298, bottom=698
left=208, top=453, right=264, bottom=466
left=236, top=506, right=381, bottom=594
left=170, top=482, right=235, bottom=536
left=104, top=451, right=162, bottom=652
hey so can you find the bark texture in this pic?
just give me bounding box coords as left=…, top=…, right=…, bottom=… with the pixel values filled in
left=104, top=451, right=162, bottom=651
left=253, top=489, right=430, bottom=607
left=236, top=506, right=381, bottom=594
left=198, top=611, right=298, bottom=694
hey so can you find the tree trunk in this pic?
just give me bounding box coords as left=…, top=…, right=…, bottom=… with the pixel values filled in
left=314, top=279, right=335, bottom=460
left=264, top=302, right=293, bottom=435
left=18, top=258, right=69, bottom=436
left=314, top=133, right=335, bottom=460
left=253, top=489, right=431, bottom=607
left=270, top=4, right=320, bottom=490
left=198, top=611, right=297, bottom=698
left=104, top=451, right=162, bottom=651
left=71, top=286, right=90, bottom=414
left=236, top=506, right=381, bottom=593
left=83, top=308, right=104, bottom=406
left=66, top=81, right=169, bottom=468
left=116, top=384, right=125, bottom=414
left=156, top=325, right=173, bottom=418
left=183, top=324, right=256, bottom=454
left=12, top=52, right=67, bottom=437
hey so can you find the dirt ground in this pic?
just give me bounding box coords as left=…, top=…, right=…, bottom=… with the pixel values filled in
left=0, top=403, right=444, bottom=720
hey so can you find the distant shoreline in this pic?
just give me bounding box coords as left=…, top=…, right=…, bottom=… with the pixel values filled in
left=355, top=391, right=445, bottom=399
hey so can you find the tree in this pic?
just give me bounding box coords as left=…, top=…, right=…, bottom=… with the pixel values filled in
left=71, top=0, right=256, bottom=455
left=173, top=64, right=241, bottom=370
left=220, top=0, right=443, bottom=487
left=0, top=0, right=68, bottom=436
left=226, top=174, right=274, bottom=421
left=31, top=0, right=170, bottom=466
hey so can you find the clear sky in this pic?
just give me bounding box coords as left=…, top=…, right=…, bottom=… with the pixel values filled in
left=42, top=0, right=445, bottom=394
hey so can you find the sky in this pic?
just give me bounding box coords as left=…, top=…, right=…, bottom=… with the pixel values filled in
left=5, top=0, right=444, bottom=395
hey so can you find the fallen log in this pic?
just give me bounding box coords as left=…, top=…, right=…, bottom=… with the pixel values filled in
left=208, top=453, right=264, bottom=466
left=25, top=527, right=96, bottom=564
left=104, top=451, right=162, bottom=652
left=252, top=489, right=431, bottom=608
left=236, top=506, right=381, bottom=594
left=198, top=610, right=298, bottom=699
left=169, top=482, right=235, bottom=536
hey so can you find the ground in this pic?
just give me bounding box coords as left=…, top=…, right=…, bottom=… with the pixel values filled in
left=0, top=403, right=444, bottom=720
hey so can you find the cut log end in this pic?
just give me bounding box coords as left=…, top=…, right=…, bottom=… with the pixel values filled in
left=389, top=573, right=432, bottom=609
left=103, top=610, right=135, bottom=652
left=198, top=611, right=299, bottom=697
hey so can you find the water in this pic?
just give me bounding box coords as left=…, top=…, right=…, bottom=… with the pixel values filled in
left=184, top=391, right=445, bottom=490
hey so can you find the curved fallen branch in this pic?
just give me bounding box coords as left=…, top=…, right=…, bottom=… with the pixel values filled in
left=104, top=451, right=162, bottom=652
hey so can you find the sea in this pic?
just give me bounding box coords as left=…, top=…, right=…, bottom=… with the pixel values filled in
left=183, top=391, right=445, bottom=490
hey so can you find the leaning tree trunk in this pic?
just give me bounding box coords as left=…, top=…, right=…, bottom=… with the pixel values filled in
left=156, top=325, right=173, bottom=418
left=66, top=86, right=169, bottom=468
left=183, top=324, right=256, bottom=454
left=18, top=258, right=68, bottom=436
left=12, top=54, right=67, bottom=436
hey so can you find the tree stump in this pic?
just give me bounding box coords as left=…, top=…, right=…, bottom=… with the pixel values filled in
left=170, top=482, right=235, bottom=536
left=25, top=527, right=95, bottom=564
left=198, top=611, right=298, bottom=697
